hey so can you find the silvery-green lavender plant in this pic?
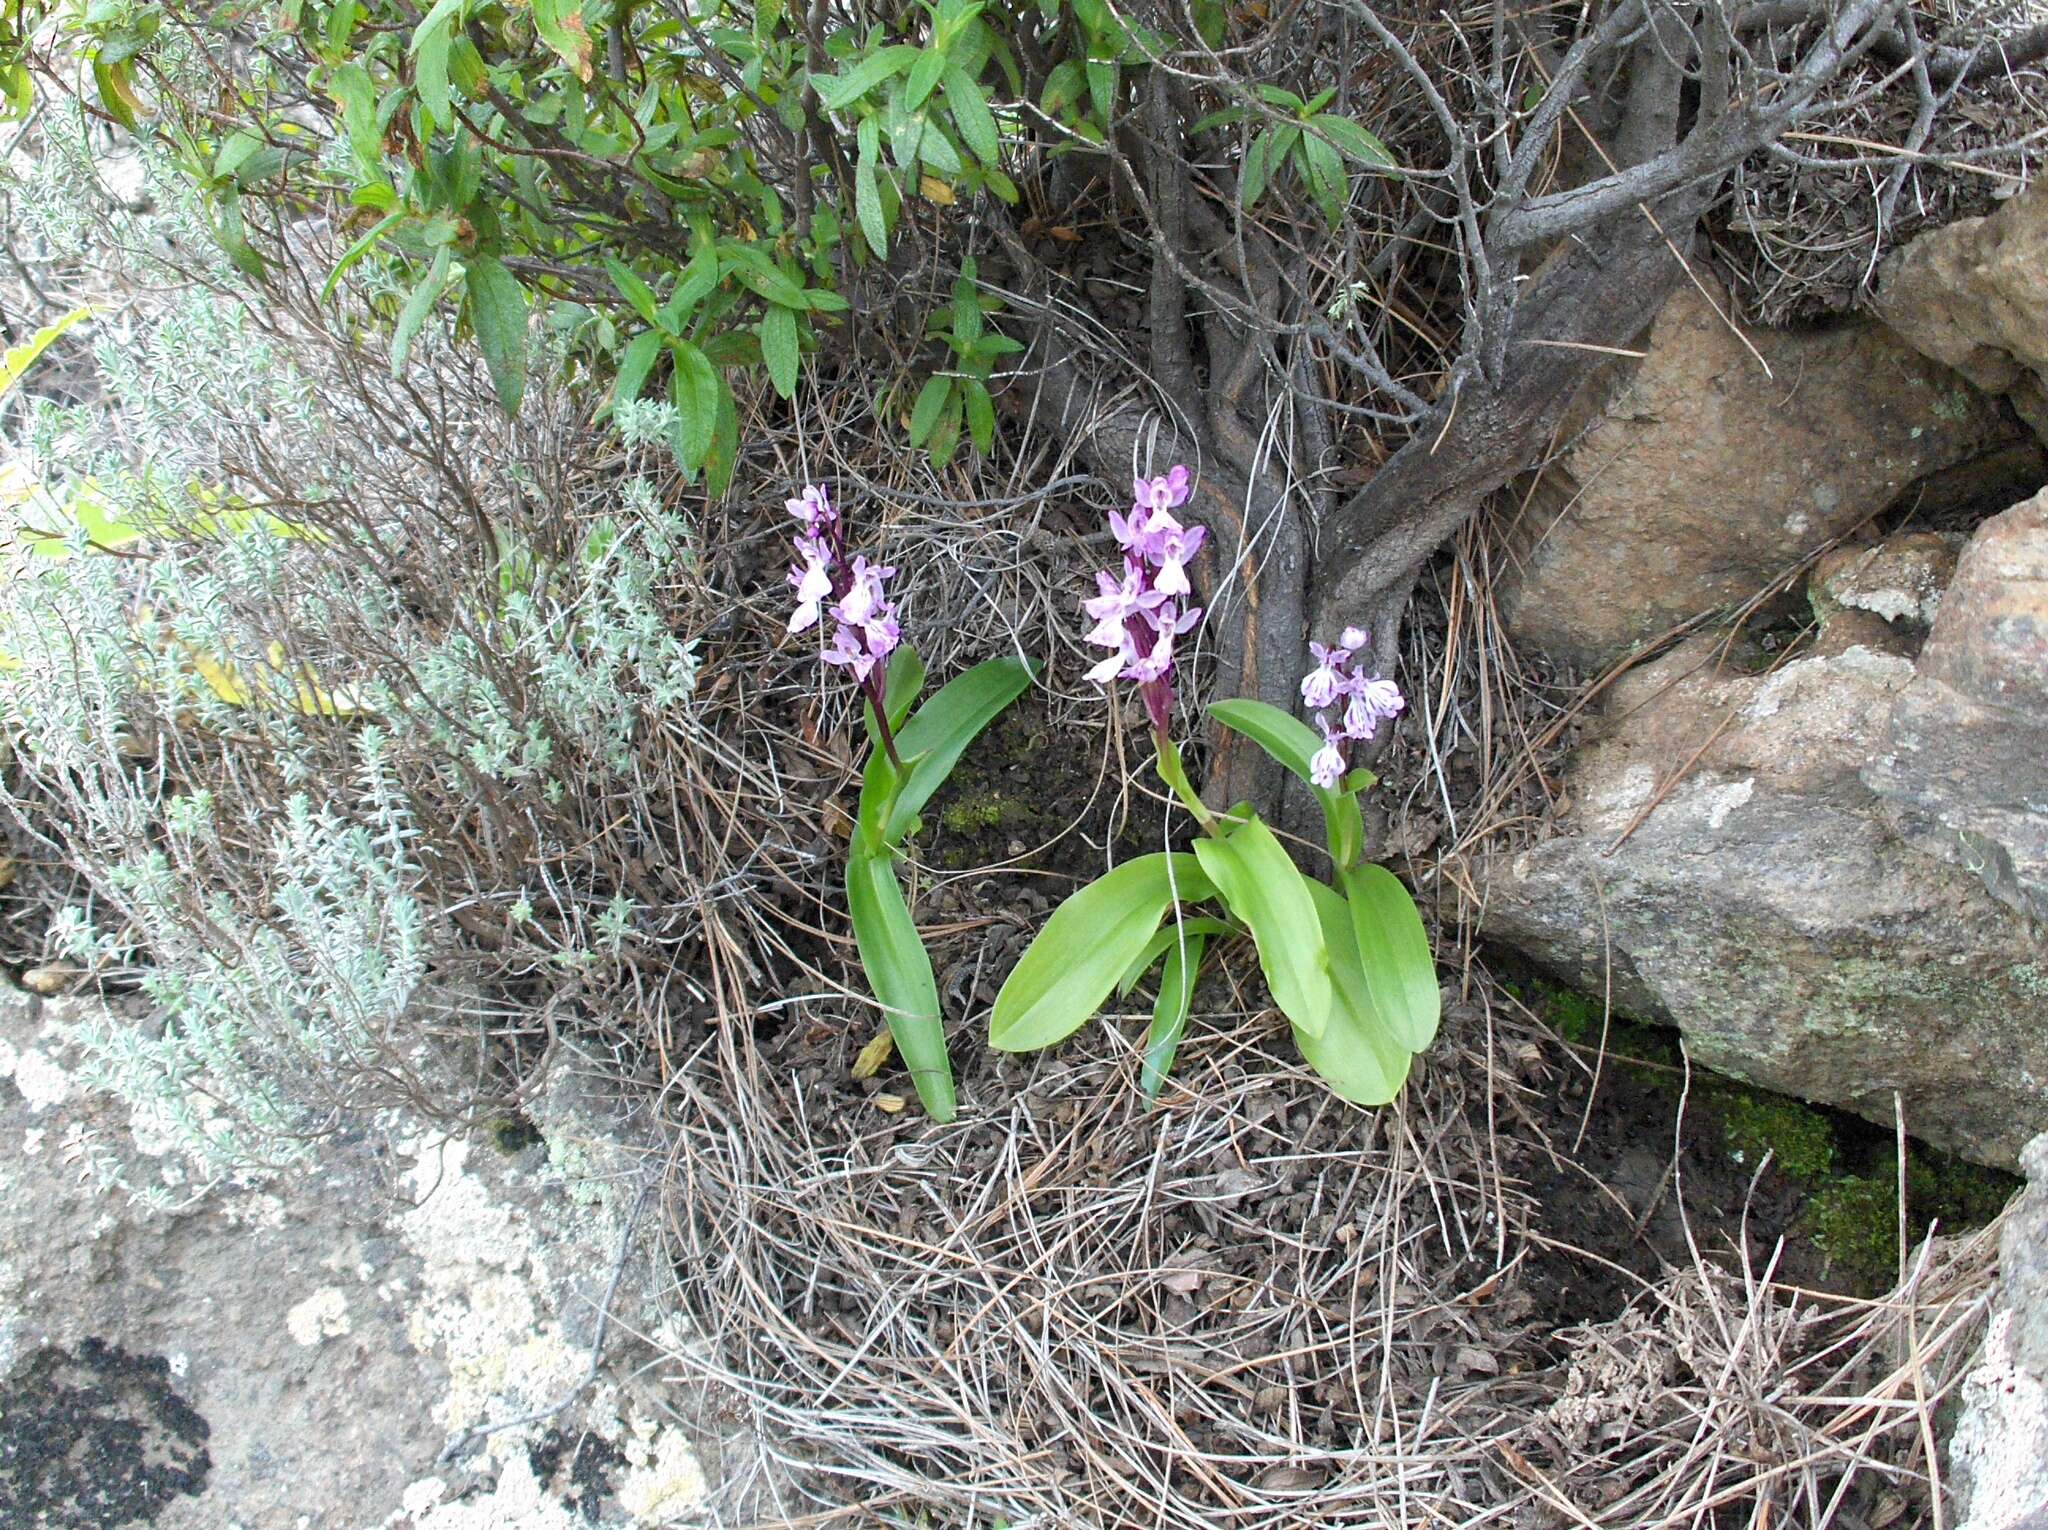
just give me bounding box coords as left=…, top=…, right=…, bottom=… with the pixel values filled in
left=786, top=482, right=1033, bottom=1123
left=0, top=279, right=705, bottom=1179
left=990, top=467, right=1440, bottom=1105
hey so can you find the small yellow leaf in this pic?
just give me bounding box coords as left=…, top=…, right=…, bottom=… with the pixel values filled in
left=872, top=1092, right=907, bottom=1114
left=918, top=175, right=955, bottom=205
left=851, top=1028, right=896, bottom=1080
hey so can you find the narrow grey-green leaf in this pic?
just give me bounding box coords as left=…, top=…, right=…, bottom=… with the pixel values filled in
left=1193, top=820, right=1332, bottom=1039
left=1340, top=863, right=1440, bottom=1053
left=991, top=853, right=1216, bottom=1052
left=904, top=46, right=945, bottom=110
left=846, top=846, right=956, bottom=1122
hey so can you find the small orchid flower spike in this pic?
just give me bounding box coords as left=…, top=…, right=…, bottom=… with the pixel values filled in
left=1298, top=627, right=1404, bottom=787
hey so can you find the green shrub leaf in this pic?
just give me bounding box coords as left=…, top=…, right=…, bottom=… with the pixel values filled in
left=463, top=254, right=528, bottom=416
left=760, top=302, right=799, bottom=399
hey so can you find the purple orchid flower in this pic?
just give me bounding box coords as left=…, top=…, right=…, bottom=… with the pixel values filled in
left=787, top=483, right=907, bottom=766
left=1299, top=627, right=1404, bottom=787
left=1084, top=467, right=1207, bottom=733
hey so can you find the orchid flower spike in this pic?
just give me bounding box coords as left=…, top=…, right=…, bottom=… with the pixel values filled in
left=1298, top=627, right=1404, bottom=787
left=1082, top=465, right=1207, bottom=732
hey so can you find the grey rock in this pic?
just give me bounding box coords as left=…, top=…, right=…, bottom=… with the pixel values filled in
left=1478, top=632, right=2048, bottom=1168
left=1865, top=488, right=2048, bottom=926
left=1950, top=1132, right=2048, bottom=1530
left=1499, top=277, right=2029, bottom=673
left=1877, top=183, right=2048, bottom=440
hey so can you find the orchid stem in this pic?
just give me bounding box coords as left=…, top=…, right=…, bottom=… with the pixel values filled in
left=869, top=678, right=906, bottom=773
left=1153, top=729, right=1220, bottom=836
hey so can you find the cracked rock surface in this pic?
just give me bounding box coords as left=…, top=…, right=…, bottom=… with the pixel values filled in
left=0, top=983, right=756, bottom=1527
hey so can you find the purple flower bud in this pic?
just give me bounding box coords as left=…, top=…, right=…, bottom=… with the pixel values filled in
left=786, top=484, right=836, bottom=535
left=1340, top=626, right=1368, bottom=652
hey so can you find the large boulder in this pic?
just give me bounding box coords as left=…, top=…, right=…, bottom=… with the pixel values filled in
left=1865, top=489, right=2048, bottom=926
left=1877, top=184, right=2048, bottom=441
left=1477, top=612, right=2048, bottom=1168
left=1499, top=279, right=2030, bottom=673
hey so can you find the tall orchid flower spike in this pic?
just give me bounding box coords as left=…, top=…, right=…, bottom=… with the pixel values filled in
left=1082, top=466, right=1208, bottom=741
left=784, top=484, right=905, bottom=768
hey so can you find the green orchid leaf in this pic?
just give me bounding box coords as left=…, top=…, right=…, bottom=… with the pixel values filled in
left=883, top=655, right=1035, bottom=844
left=1293, top=879, right=1408, bottom=1105
left=846, top=844, right=955, bottom=1122
left=991, top=853, right=1215, bottom=1051
left=1142, top=933, right=1205, bottom=1101
left=1115, top=916, right=1237, bottom=998
left=1208, top=697, right=1365, bottom=869
left=1193, top=818, right=1332, bottom=1039
left=1339, top=862, right=1440, bottom=1053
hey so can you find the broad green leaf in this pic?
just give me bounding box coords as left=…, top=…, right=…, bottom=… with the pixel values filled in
left=613, top=328, right=662, bottom=410
left=846, top=845, right=956, bottom=1122
left=464, top=255, right=529, bottom=416
left=990, top=853, right=1215, bottom=1051
left=760, top=303, right=799, bottom=399
left=390, top=245, right=451, bottom=377
left=917, top=125, right=962, bottom=177
left=871, top=643, right=926, bottom=737
left=813, top=45, right=921, bottom=111
left=668, top=339, right=719, bottom=471
left=1208, top=698, right=1365, bottom=869
left=1085, top=58, right=1117, bottom=122
left=406, top=0, right=463, bottom=53
left=1142, top=934, right=1205, bottom=1100
left=1293, top=880, right=1408, bottom=1105
left=1193, top=819, right=1332, bottom=1039
left=1339, top=863, right=1440, bottom=1053
left=706, top=376, right=740, bottom=498
left=942, top=67, right=999, bottom=165
left=1115, top=916, right=1236, bottom=997
left=664, top=241, right=720, bottom=328
left=905, top=47, right=945, bottom=109
left=605, top=256, right=660, bottom=327
left=1312, top=113, right=1399, bottom=172
left=908, top=375, right=950, bottom=446
left=1040, top=59, right=1084, bottom=117
left=884, top=655, right=1035, bottom=843
left=0, top=307, right=91, bottom=401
